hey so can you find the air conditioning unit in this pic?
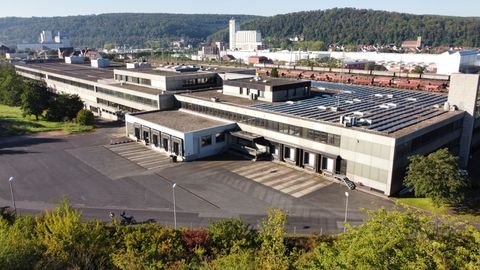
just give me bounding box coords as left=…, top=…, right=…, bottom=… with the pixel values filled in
left=211, top=97, right=220, bottom=102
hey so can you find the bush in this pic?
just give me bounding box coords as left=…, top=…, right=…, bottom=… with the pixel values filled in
left=76, top=109, right=95, bottom=125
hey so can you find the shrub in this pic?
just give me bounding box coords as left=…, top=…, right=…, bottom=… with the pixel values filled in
left=76, top=109, right=95, bottom=125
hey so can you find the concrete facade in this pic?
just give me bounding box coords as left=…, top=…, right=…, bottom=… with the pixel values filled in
left=14, top=61, right=479, bottom=197
left=125, top=111, right=237, bottom=161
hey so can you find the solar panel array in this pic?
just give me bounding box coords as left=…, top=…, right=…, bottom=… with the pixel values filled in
left=250, top=81, right=449, bottom=134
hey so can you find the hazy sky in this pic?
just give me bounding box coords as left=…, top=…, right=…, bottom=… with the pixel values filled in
left=0, top=0, right=478, bottom=18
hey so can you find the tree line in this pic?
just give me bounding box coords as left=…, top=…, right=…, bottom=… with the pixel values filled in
left=0, top=65, right=92, bottom=125
left=211, top=8, right=480, bottom=48
left=0, top=200, right=479, bottom=270
left=0, top=14, right=256, bottom=49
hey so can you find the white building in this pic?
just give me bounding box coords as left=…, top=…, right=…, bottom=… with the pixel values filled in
left=17, top=30, right=71, bottom=51
left=229, top=19, right=262, bottom=51
left=224, top=49, right=479, bottom=75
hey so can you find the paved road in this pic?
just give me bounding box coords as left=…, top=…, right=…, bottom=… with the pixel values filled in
left=0, top=123, right=394, bottom=234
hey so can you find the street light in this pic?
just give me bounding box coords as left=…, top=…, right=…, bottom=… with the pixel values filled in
left=8, top=176, right=16, bottom=214
left=172, top=183, right=177, bottom=229
left=344, top=191, right=349, bottom=232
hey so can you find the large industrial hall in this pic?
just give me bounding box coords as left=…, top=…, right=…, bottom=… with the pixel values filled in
left=14, top=60, right=480, bottom=196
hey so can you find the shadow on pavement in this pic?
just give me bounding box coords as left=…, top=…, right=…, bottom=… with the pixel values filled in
left=0, top=137, right=64, bottom=149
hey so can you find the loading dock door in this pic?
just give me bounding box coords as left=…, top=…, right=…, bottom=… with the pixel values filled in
left=321, top=156, right=334, bottom=173
left=134, top=127, right=140, bottom=140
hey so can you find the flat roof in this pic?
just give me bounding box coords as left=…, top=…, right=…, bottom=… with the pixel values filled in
left=183, top=89, right=266, bottom=106
left=251, top=81, right=453, bottom=136
left=181, top=82, right=458, bottom=136
left=16, top=62, right=121, bottom=82
left=109, top=82, right=163, bottom=95
left=118, top=68, right=216, bottom=77
left=225, top=77, right=311, bottom=87
left=131, top=110, right=231, bottom=132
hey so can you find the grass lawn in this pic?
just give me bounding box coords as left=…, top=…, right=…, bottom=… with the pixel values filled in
left=0, top=104, right=94, bottom=137
left=395, top=197, right=480, bottom=223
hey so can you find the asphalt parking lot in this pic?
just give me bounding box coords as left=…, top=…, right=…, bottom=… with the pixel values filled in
left=0, top=124, right=394, bottom=233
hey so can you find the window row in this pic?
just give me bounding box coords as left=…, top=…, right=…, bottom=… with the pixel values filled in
left=180, top=102, right=340, bottom=147
left=17, top=68, right=46, bottom=78
left=201, top=132, right=225, bottom=147
left=115, top=74, right=151, bottom=86
left=96, top=87, right=158, bottom=107
left=96, top=98, right=140, bottom=113
left=183, top=77, right=216, bottom=88
left=48, top=75, right=94, bottom=90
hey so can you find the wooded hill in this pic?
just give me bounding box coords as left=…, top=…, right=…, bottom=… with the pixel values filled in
left=0, top=13, right=257, bottom=48
left=211, top=8, right=480, bottom=48
left=1, top=9, right=479, bottom=49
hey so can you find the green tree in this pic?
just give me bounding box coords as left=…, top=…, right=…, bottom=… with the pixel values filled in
left=270, top=67, right=279, bottom=78
left=46, top=93, right=84, bottom=121
left=257, top=208, right=288, bottom=270
left=208, top=248, right=256, bottom=270
left=35, top=199, right=114, bottom=269
left=207, top=218, right=255, bottom=257
left=411, top=65, right=425, bottom=74
left=295, top=208, right=480, bottom=270
left=0, top=216, right=43, bottom=270
left=20, top=81, right=50, bottom=120
left=0, top=65, right=25, bottom=106
left=404, top=148, right=469, bottom=206
left=112, top=225, right=187, bottom=270
left=76, top=109, right=95, bottom=125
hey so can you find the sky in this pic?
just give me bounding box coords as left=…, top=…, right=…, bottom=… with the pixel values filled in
left=0, top=0, right=478, bottom=18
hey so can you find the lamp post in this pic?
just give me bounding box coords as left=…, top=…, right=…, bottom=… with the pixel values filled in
left=172, top=183, right=177, bottom=229
left=8, top=177, right=16, bottom=214
left=344, top=191, right=349, bottom=232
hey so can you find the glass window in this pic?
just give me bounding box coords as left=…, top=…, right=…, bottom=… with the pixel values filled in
left=284, top=146, right=291, bottom=159
left=201, top=135, right=212, bottom=147
left=303, top=152, right=310, bottom=165
left=215, top=132, right=225, bottom=143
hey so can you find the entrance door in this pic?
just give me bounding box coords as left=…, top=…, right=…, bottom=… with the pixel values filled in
left=152, top=134, right=159, bottom=147
left=321, top=156, right=334, bottom=174
left=173, top=142, right=180, bottom=155
left=134, top=127, right=140, bottom=140
left=162, top=138, right=169, bottom=152
left=143, top=131, right=149, bottom=144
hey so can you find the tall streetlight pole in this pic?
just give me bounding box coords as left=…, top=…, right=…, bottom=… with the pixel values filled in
left=8, top=177, right=16, bottom=214
left=172, top=183, right=177, bottom=229
left=344, top=191, right=349, bottom=233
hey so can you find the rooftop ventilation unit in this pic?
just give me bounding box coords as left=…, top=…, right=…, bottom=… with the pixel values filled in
left=285, top=101, right=295, bottom=105
left=345, top=100, right=354, bottom=104
left=318, top=105, right=328, bottom=110
left=406, top=97, right=417, bottom=102
left=374, top=94, right=384, bottom=98
left=443, top=101, right=450, bottom=111
left=432, top=104, right=440, bottom=109
left=330, top=106, right=341, bottom=112
left=353, top=111, right=364, bottom=117
left=353, top=98, right=362, bottom=103
left=211, top=97, right=220, bottom=102
left=379, top=104, right=390, bottom=109
left=263, top=80, right=268, bottom=83
left=342, top=116, right=357, bottom=127
left=386, top=94, right=394, bottom=98
left=386, top=103, right=397, bottom=108
left=343, top=90, right=352, bottom=94
left=358, top=118, right=373, bottom=125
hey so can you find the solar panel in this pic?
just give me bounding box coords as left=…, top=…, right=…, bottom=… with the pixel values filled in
left=250, top=81, right=449, bottom=135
